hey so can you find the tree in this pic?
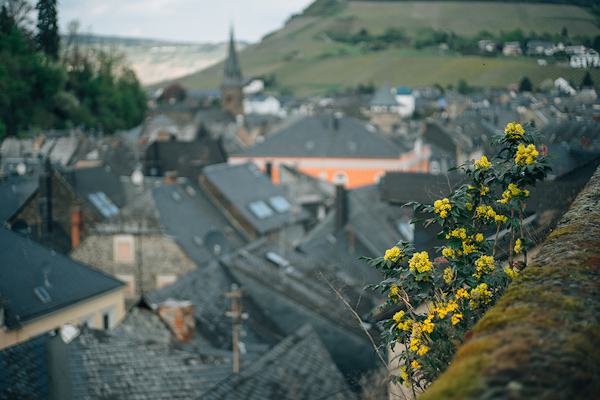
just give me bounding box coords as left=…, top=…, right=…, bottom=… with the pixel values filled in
left=457, top=79, right=470, bottom=95
left=35, top=0, right=59, bottom=59
left=4, top=0, right=33, bottom=31
left=519, top=76, right=533, bottom=92
left=581, top=71, right=594, bottom=88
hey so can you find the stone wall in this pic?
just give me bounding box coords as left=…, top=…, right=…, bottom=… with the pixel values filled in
left=70, top=233, right=197, bottom=298
left=420, top=166, right=600, bottom=400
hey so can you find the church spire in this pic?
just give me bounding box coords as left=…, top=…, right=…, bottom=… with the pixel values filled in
left=222, top=26, right=243, bottom=88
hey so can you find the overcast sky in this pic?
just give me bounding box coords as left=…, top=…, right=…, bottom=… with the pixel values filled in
left=58, top=0, right=315, bottom=44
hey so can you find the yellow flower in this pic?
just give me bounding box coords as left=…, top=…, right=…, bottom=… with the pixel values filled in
left=495, top=214, right=507, bottom=224
left=480, top=185, right=490, bottom=196
left=473, top=255, right=495, bottom=279
left=504, top=267, right=519, bottom=279
left=469, top=283, right=492, bottom=309
left=462, top=241, right=477, bottom=255
left=442, top=247, right=456, bottom=258
left=409, top=337, right=421, bottom=351
left=475, top=233, right=484, bottom=242
left=466, top=202, right=473, bottom=211
left=452, top=313, right=463, bottom=325
left=475, top=205, right=496, bottom=221
left=388, top=285, right=400, bottom=303
left=384, top=246, right=403, bottom=262
left=434, top=198, right=452, bottom=219
left=409, top=251, right=433, bottom=275
left=411, top=359, right=421, bottom=369
left=393, top=310, right=405, bottom=324
left=505, top=122, right=524, bottom=140
left=417, top=345, right=430, bottom=356
left=514, top=238, right=522, bottom=254
left=446, top=228, right=467, bottom=240
left=443, top=267, right=454, bottom=284
left=474, top=155, right=491, bottom=170
left=400, top=366, right=409, bottom=382
left=515, top=144, right=539, bottom=165
left=456, top=288, right=470, bottom=299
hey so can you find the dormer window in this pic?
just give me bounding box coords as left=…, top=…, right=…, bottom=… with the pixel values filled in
left=114, top=235, right=135, bottom=263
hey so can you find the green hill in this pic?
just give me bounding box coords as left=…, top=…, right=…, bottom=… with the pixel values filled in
left=161, top=1, right=600, bottom=96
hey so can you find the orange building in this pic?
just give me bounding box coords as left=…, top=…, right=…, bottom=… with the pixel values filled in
left=229, top=115, right=431, bottom=189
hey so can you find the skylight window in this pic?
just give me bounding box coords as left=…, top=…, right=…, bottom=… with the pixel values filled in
left=268, top=196, right=291, bottom=213
left=34, top=286, right=51, bottom=303
left=88, top=192, right=119, bottom=218
left=248, top=200, right=273, bottom=219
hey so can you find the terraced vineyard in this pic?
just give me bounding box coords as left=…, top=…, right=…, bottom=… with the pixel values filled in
left=158, top=1, right=600, bottom=96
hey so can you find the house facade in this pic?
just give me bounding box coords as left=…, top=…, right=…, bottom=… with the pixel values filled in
left=229, top=115, right=431, bottom=189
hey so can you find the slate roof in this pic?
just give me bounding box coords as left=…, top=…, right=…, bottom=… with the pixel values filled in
left=201, top=162, right=311, bottom=235
left=152, top=183, right=247, bottom=265
left=0, top=334, right=49, bottom=399
left=60, top=165, right=131, bottom=209
left=144, top=138, right=227, bottom=178
left=143, top=261, right=281, bottom=353
left=0, top=171, right=39, bottom=222
left=93, top=188, right=164, bottom=234
left=219, top=238, right=381, bottom=334
left=0, top=227, right=124, bottom=330
left=380, top=171, right=467, bottom=205
left=370, top=82, right=398, bottom=106
left=233, top=115, right=407, bottom=158
left=0, top=324, right=234, bottom=400
left=200, top=324, right=358, bottom=400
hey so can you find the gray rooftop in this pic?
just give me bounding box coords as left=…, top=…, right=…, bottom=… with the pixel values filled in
left=200, top=324, right=358, bottom=400
left=233, top=115, right=407, bottom=158
left=0, top=227, right=124, bottom=330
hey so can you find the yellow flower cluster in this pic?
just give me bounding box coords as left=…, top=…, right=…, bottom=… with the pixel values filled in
left=515, top=144, right=539, bottom=165
left=469, top=283, right=492, bottom=309
left=400, top=366, right=409, bottom=387
left=514, top=238, right=522, bottom=254
left=456, top=288, right=470, bottom=299
left=466, top=202, right=473, bottom=211
left=384, top=246, right=403, bottom=262
left=475, top=205, right=496, bottom=221
left=442, top=247, right=456, bottom=258
left=474, top=155, right=491, bottom=170
left=411, top=359, right=421, bottom=369
left=417, top=345, right=430, bottom=356
left=446, top=228, right=467, bottom=240
left=434, top=198, right=452, bottom=218
left=479, top=185, right=490, bottom=196
left=409, top=336, right=421, bottom=351
left=443, top=267, right=454, bottom=283
left=505, top=122, right=524, bottom=140
left=393, top=310, right=405, bottom=323
left=451, top=313, right=463, bottom=325
left=504, top=267, right=519, bottom=279
left=498, top=184, right=529, bottom=205
left=461, top=240, right=477, bottom=255
left=434, top=300, right=458, bottom=319
left=473, top=255, right=495, bottom=279
left=388, top=285, right=400, bottom=303
left=475, top=233, right=484, bottom=242
left=409, top=251, right=433, bottom=274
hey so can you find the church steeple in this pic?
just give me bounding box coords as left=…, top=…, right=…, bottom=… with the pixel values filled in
left=223, top=27, right=243, bottom=87
left=221, top=26, right=244, bottom=116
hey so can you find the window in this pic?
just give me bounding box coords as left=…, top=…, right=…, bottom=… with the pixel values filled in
left=101, top=306, right=116, bottom=330
left=116, top=274, right=135, bottom=298
left=114, top=235, right=134, bottom=263
left=79, top=312, right=96, bottom=328
left=248, top=200, right=274, bottom=219
left=268, top=196, right=291, bottom=213
left=156, top=275, right=177, bottom=288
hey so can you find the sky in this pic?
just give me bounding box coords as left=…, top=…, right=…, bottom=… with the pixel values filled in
left=58, top=0, right=316, bottom=44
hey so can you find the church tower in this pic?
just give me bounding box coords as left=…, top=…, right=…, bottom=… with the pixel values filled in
left=221, top=27, right=244, bottom=116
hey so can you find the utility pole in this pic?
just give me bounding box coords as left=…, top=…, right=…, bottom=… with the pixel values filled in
left=225, top=284, right=246, bottom=374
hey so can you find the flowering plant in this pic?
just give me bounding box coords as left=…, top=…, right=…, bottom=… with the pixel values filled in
left=363, top=122, right=553, bottom=393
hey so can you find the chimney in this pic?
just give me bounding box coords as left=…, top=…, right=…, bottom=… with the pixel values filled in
left=265, top=161, right=272, bottom=180
left=164, top=171, right=177, bottom=184
left=71, top=207, right=82, bottom=249
left=158, top=299, right=195, bottom=342
left=46, top=330, right=73, bottom=400
left=39, top=158, right=53, bottom=240
left=335, top=183, right=347, bottom=231
left=328, top=114, right=339, bottom=131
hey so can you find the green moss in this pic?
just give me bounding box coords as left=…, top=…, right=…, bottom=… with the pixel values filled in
left=419, top=339, right=496, bottom=400
left=473, top=306, right=533, bottom=333
left=547, top=225, right=583, bottom=240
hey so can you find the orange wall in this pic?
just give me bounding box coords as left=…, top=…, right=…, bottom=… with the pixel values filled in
left=230, top=150, right=431, bottom=189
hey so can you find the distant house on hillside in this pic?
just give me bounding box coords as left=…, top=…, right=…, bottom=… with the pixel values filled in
left=503, top=42, right=522, bottom=56
left=229, top=114, right=431, bottom=189
left=243, top=95, right=283, bottom=116
left=570, top=49, right=600, bottom=69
